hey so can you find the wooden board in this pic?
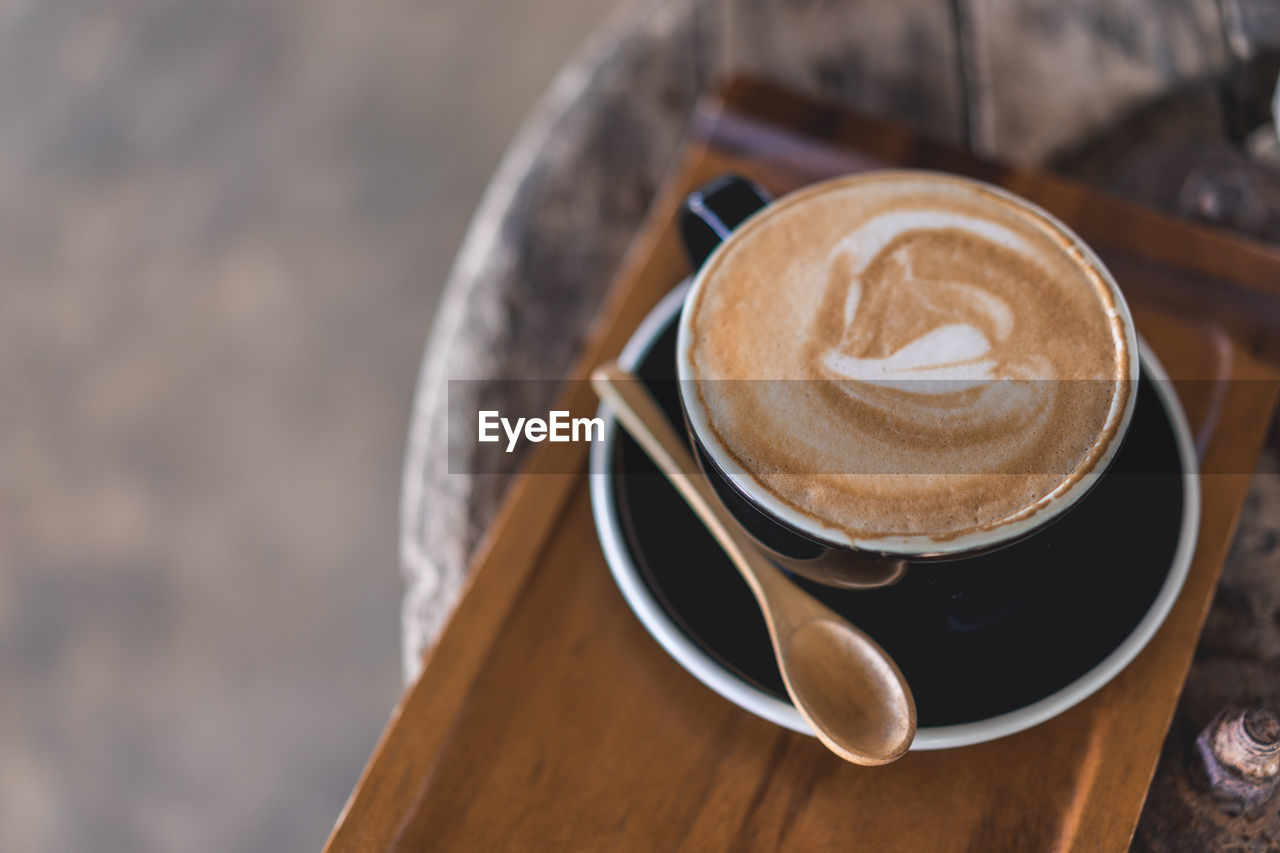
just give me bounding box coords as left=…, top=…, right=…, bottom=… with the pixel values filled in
left=326, top=78, right=1280, bottom=852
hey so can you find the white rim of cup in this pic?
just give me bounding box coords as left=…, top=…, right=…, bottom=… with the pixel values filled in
left=590, top=278, right=1199, bottom=750
left=674, top=170, right=1142, bottom=557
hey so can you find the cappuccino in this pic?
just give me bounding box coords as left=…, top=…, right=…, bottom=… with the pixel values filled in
left=682, top=172, right=1133, bottom=541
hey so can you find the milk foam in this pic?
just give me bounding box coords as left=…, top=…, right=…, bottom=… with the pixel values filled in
left=684, top=173, right=1132, bottom=540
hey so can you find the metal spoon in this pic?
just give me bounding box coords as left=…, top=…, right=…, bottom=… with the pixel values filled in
left=591, top=362, right=916, bottom=765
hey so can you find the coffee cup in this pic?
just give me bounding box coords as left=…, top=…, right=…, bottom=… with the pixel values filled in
left=675, top=172, right=1139, bottom=589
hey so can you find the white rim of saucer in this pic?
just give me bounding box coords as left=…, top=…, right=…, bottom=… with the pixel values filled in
left=588, top=278, right=1200, bottom=751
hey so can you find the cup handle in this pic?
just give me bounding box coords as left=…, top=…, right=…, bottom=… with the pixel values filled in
left=679, top=174, right=771, bottom=269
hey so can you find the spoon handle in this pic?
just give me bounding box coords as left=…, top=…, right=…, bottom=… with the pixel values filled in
left=590, top=363, right=789, bottom=607
left=593, top=361, right=916, bottom=765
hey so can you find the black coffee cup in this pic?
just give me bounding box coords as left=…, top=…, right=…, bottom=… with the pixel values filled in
left=674, top=173, right=1139, bottom=589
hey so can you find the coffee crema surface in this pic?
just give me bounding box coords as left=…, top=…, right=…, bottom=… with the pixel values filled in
left=684, top=172, right=1133, bottom=541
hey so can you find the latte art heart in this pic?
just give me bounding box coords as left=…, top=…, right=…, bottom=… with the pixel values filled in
left=684, top=173, right=1133, bottom=542
left=818, top=214, right=1045, bottom=391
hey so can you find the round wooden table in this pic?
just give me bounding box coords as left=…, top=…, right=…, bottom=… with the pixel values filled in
left=402, top=1, right=1280, bottom=847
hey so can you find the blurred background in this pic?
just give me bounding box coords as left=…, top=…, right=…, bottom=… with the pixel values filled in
left=0, top=0, right=621, bottom=849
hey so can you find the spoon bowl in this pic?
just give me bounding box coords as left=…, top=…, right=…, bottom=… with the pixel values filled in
left=782, top=617, right=916, bottom=764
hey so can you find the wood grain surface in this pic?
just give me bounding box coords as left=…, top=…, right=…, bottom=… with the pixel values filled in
left=328, top=79, right=1280, bottom=851
left=958, top=0, right=1228, bottom=162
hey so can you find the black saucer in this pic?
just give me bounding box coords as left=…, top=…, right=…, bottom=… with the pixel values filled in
left=589, top=284, right=1198, bottom=744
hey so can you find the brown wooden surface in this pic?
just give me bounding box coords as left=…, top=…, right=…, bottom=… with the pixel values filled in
left=328, top=78, right=1280, bottom=851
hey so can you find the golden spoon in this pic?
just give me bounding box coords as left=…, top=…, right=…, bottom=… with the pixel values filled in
left=591, top=362, right=916, bottom=765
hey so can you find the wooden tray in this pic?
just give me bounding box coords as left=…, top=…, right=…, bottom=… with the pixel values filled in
left=327, top=78, right=1280, bottom=851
